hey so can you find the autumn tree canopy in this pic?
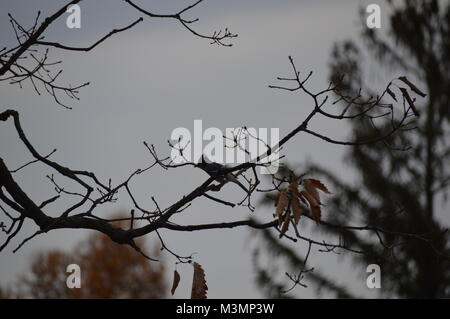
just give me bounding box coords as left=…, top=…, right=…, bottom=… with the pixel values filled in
left=2, top=216, right=166, bottom=298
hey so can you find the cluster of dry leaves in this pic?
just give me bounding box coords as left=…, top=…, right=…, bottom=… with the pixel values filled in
left=168, top=174, right=331, bottom=299
left=171, top=262, right=208, bottom=299
left=169, top=173, right=334, bottom=298
left=275, top=172, right=331, bottom=238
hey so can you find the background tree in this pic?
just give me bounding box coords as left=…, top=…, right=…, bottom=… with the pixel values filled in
left=252, top=0, right=449, bottom=298
left=2, top=215, right=166, bottom=298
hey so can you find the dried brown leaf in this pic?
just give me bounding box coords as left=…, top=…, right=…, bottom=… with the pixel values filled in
left=303, top=178, right=331, bottom=206
left=191, top=262, right=208, bottom=299
left=305, top=178, right=331, bottom=194
left=279, top=211, right=291, bottom=238
left=311, top=205, right=321, bottom=224
left=398, top=76, right=427, bottom=98
left=300, top=190, right=321, bottom=224
left=171, top=270, right=181, bottom=295
left=291, top=195, right=302, bottom=224
left=400, top=87, right=420, bottom=117
left=288, top=181, right=299, bottom=196
left=276, top=190, right=288, bottom=220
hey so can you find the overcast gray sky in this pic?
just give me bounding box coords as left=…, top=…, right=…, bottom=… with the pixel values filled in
left=2, top=0, right=443, bottom=299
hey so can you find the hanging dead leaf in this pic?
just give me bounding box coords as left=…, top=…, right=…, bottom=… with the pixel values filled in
left=398, top=76, right=427, bottom=97
left=279, top=211, right=291, bottom=238
left=171, top=270, right=181, bottom=295
left=311, top=205, right=321, bottom=224
left=400, top=87, right=420, bottom=117
left=303, top=178, right=331, bottom=204
left=275, top=190, right=288, bottom=224
left=305, top=178, right=331, bottom=194
left=288, top=181, right=299, bottom=196
left=300, top=190, right=321, bottom=224
left=291, top=195, right=302, bottom=224
left=191, top=262, right=208, bottom=299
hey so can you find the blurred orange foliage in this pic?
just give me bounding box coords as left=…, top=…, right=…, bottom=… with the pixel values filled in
left=3, top=214, right=166, bottom=298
